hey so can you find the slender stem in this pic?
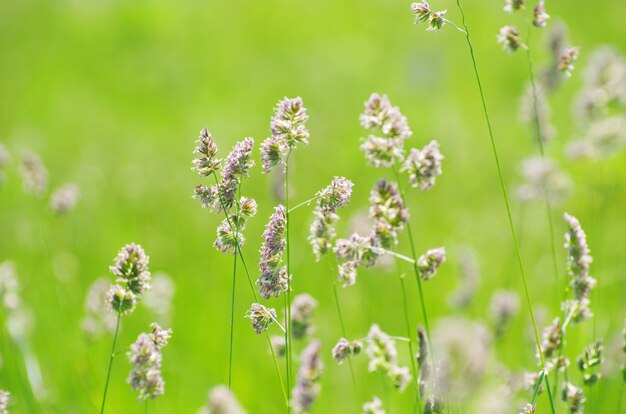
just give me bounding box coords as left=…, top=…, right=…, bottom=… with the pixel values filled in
left=530, top=369, right=546, bottom=405
left=228, top=183, right=244, bottom=390
left=284, top=151, right=293, bottom=413
left=326, top=258, right=357, bottom=389
left=525, top=25, right=561, bottom=309
left=100, top=312, right=121, bottom=414
left=210, top=174, right=288, bottom=404
left=228, top=224, right=239, bottom=390
left=442, top=18, right=467, bottom=34
left=455, top=0, right=550, bottom=376
left=266, top=332, right=289, bottom=406
left=543, top=372, right=557, bottom=411
left=288, top=195, right=321, bottom=213
left=390, top=167, right=432, bottom=360
left=366, top=245, right=416, bottom=264
left=400, top=274, right=421, bottom=414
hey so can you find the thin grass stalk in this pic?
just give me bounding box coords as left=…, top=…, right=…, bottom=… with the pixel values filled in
left=454, top=2, right=556, bottom=412
left=400, top=274, right=421, bottom=414
left=525, top=25, right=561, bottom=307
left=325, top=258, right=357, bottom=389
left=266, top=332, right=289, bottom=405
left=211, top=173, right=288, bottom=407
left=227, top=185, right=243, bottom=390
left=284, top=150, right=293, bottom=413
left=390, top=167, right=432, bottom=353
left=100, top=311, right=121, bottom=414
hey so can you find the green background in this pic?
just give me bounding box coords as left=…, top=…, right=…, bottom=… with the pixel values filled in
left=0, top=0, right=625, bottom=412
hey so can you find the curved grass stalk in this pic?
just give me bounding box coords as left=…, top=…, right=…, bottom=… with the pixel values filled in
left=325, top=259, right=357, bottom=389
left=211, top=173, right=288, bottom=408
left=100, top=311, right=121, bottom=414
left=284, top=151, right=293, bottom=413
left=390, top=167, right=433, bottom=366
left=453, top=2, right=556, bottom=411
left=400, top=274, right=422, bottom=414
left=525, top=25, right=561, bottom=307
left=227, top=184, right=243, bottom=391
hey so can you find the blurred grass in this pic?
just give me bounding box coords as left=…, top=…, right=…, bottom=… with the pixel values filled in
left=0, top=0, right=625, bottom=412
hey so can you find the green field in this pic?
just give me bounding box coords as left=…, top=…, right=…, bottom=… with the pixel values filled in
left=1, top=0, right=625, bottom=412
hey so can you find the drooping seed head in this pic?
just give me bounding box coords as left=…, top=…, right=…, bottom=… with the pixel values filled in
left=193, top=185, right=219, bottom=210
left=417, top=247, right=446, bottom=281
left=532, top=1, right=550, bottom=28
left=246, top=303, right=276, bottom=334
left=559, top=47, right=579, bottom=78
left=317, top=176, right=354, bottom=215
left=239, top=197, right=258, bottom=217
left=401, top=140, right=444, bottom=191
left=332, top=338, right=352, bottom=364
left=106, top=284, right=137, bottom=315
left=260, top=135, right=286, bottom=173
left=504, top=0, right=524, bottom=13
left=497, top=26, right=524, bottom=53
left=427, top=10, right=447, bottom=32
left=411, top=2, right=431, bottom=23
left=214, top=217, right=245, bottom=255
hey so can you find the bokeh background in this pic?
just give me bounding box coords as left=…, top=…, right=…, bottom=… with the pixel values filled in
left=1, top=0, right=625, bottom=412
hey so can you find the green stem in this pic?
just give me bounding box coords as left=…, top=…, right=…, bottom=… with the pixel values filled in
left=266, top=332, right=289, bottom=406
left=210, top=173, right=287, bottom=404
left=530, top=370, right=545, bottom=405
left=228, top=234, right=238, bottom=391
left=284, top=151, right=293, bottom=413
left=400, top=274, right=421, bottom=414
left=100, top=312, right=121, bottom=414
left=390, top=167, right=432, bottom=361
left=454, top=3, right=555, bottom=413
left=525, top=25, right=561, bottom=309
left=326, top=258, right=356, bottom=390
left=228, top=183, right=243, bottom=391
left=288, top=195, right=321, bottom=213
